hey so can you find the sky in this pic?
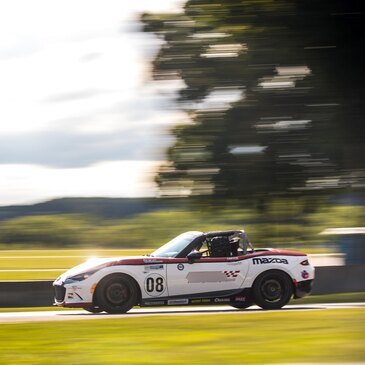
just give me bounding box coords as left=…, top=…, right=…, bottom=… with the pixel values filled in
left=0, top=0, right=185, bottom=206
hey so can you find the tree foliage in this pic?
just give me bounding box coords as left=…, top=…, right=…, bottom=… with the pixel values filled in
left=142, top=0, right=365, bottom=201
left=0, top=203, right=363, bottom=248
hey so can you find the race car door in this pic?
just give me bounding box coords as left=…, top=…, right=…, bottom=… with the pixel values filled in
left=166, top=257, right=249, bottom=297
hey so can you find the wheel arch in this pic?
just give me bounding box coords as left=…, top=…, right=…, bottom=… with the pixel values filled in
left=252, top=269, right=295, bottom=293
left=92, top=272, right=142, bottom=306
left=251, top=268, right=295, bottom=309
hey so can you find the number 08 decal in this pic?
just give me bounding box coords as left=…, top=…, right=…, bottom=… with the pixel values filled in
left=144, top=273, right=166, bottom=297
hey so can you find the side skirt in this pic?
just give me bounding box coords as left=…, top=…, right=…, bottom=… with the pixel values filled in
left=140, top=288, right=252, bottom=307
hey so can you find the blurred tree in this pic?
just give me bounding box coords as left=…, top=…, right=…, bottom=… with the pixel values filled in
left=0, top=215, right=91, bottom=246
left=142, top=0, right=365, bottom=203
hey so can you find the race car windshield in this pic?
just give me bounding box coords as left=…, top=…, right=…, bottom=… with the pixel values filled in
left=150, top=231, right=202, bottom=258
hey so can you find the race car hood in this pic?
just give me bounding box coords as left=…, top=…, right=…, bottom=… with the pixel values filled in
left=55, top=256, right=146, bottom=283
left=64, top=257, right=117, bottom=276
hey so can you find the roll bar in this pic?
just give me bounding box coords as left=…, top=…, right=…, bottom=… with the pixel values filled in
left=204, top=229, right=254, bottom=254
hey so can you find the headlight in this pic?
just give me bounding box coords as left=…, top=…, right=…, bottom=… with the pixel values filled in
left=64, top=269, right=98, bottom=283
left=63, top=262, right=111, bottom=284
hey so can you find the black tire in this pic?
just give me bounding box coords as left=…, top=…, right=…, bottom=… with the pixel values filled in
left=253, top=270, right=293, bottom=310
left=83, top=306, right=103, bottom=313
left=95, top=274, right=139, bottom=314
left=230, top=301, right=254, bottom=309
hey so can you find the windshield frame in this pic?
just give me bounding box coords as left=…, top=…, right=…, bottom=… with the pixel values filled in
left=150, top=231, right=203, bottom=258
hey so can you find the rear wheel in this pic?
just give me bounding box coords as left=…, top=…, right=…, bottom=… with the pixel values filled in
left=96, top=274, right=139, bottom=314
left=253, top=271, right=293, bottom=310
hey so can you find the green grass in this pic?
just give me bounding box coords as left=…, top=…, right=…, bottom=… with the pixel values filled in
left=292, top=291, right=365, bottom=304
left=0, top=309, right=364, bottom=364
left=0, top=270, right=66, bottom=281
left=0, top=249, right=148, bottom=281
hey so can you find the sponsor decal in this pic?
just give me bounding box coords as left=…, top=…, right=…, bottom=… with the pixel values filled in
left=301, top=270, right=309, bottom=279
left=227, top=261, right=240, bottom=266
left=214, top=298, right=231, bottom=303
left=74, top=292, right=83, bottom=300
left=168, top=299, right=189, bottom=305
left=144, top=274, right=166, bottom=297
left=191, top=299, right=211, bottom=304
left=186, top=271, right=237, bottom=283
left=223, top=270, right=240, bottom=278
left=144, top=301, right=165, bottom=306
left=143, top=259, right=163, bottom=264
left=177, top=263, right=185, bottom=271
left=252, top=257, right=288, bottom=265
left=234, top=296, right=246, bottom=302
left=67, top=293, right=74, bottom=299
left=71, top=286, right=82, bottom=291
left=147, top=264, right=164, bottom=270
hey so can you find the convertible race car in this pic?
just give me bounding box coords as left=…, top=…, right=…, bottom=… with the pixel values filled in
left=53, top=229, right=314, bottom=313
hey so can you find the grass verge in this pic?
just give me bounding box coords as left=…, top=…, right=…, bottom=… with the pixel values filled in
left=0, top=309, right=364, bottom=364
left=0, top=249, right=147, bottom=281
left=291, top=291, right=365, bottom=304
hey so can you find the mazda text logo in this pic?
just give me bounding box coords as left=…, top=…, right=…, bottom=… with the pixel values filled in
left=252, top=257, right=288, bottom=265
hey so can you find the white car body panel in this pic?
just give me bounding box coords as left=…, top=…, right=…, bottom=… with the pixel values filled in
left=54, top=253, right=314, bottom=308
left=53, top=230, right=315, bottom=311
left=166, top=259, right=248, bottom=297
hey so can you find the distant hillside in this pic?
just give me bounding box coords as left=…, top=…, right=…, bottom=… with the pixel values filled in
left=0, top=197, right=181, bottom=221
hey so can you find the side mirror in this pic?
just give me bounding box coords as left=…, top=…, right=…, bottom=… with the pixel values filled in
left=187, top=251, right=202, bottom=263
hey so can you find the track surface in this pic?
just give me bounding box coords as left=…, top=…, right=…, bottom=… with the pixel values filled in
left=0, top=302, right=364, bottom=323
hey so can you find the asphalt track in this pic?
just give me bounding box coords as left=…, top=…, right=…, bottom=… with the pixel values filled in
left=0, top=302, right=364, bottom=323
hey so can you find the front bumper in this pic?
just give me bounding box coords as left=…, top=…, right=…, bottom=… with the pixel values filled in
left=294, top=279, right=313, bottom=299
left=53, top=282, right=93, bottom=308
left=54, top=284, right=66, bottom=303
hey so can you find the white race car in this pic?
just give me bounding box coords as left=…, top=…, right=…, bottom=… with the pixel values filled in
left=53, top=230, right=314, bottom=313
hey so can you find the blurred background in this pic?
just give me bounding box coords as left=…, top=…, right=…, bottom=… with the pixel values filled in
left=0, top=0, right=364, bottom=274
left=1, top=3, right=364, bottom=364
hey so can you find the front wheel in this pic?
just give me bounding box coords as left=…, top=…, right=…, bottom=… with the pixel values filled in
left=95, top=274, right=139, bottom=314
left=253, top=271, right=293, bottom=310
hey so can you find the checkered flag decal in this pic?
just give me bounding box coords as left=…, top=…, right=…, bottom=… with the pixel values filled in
left=223, top=270, right=240, bottom=278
